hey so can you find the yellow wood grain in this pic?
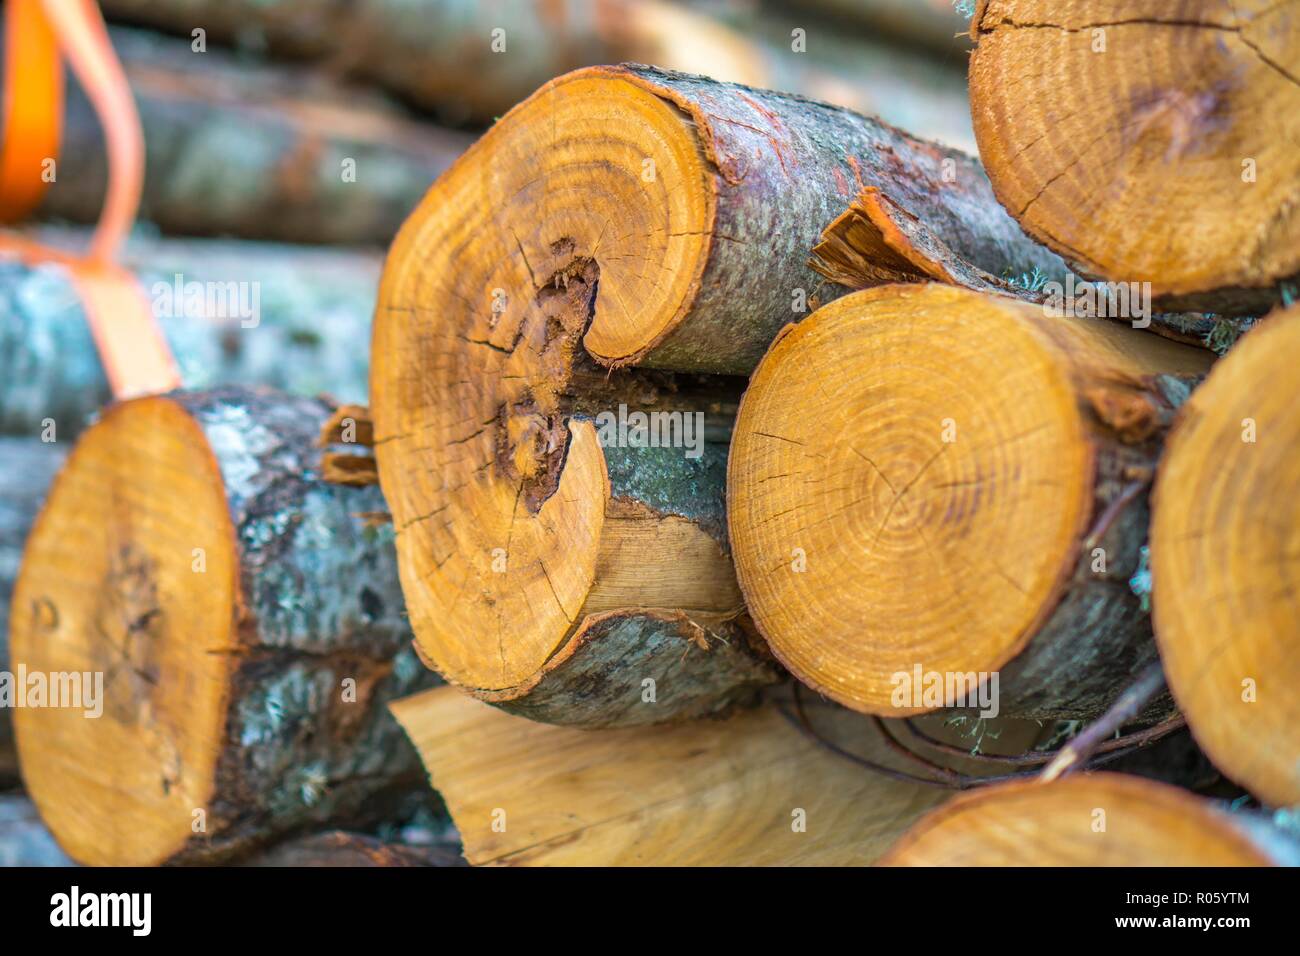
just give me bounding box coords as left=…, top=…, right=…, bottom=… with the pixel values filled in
left=391, top=687, right=953, bottom=866
left=1152, top=303, right=1300, bottom=806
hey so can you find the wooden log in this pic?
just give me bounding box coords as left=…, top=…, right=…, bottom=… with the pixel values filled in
left=9, top=386, right=433, bottom=865
left=99, top=0, right=768, bottom=124
left=241, top=830, right=466, bottom=867
left=40, top=27, right=471, bottom=245
left=0, top=796, right=462, bottom=868
left=372, top=66, right=1066, bottom=727
left=389, top=685, right=969, bottom=865
left=0, top=439, right=67, bottom=780
left=98, top=0, right=978, bottom=148
left=880, top=772, right=1300, bottom=866
left=0, top=231, right=379, bottom=437
left=1151, top=302, right=1300, bottom=807
left=968, top=0, right=1300, bottom=313
left=0, top=795, right=75, bottom=867
left=727, top=283, right=1212, bottom=719
left=718, top=3, right=978, bottom=152
left=780, top=0, right=974, bottom=55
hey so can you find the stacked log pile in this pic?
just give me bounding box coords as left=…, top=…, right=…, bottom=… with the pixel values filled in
left=368, top=63, right=1063, bottom=729
left=4, top=0, right=1298, bottom=870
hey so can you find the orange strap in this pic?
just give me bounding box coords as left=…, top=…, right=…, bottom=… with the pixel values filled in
left=0, top=0, right=179, bottom=398
left=0, top=0, right=62, bottom=222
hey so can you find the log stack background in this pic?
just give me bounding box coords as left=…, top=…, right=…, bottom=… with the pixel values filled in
left=2, top=0, right=1297, bottom=867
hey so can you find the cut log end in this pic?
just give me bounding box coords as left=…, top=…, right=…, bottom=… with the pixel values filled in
left=13, top=397, right=236, bottom=866
left=373, top=65, right=1071, bottom=725
left=372, top=67, right=774, bottom=721
left=1151, top=302, right=1300, bottom=806
left=969, top=0, right=1300, bottom=311
left=728, top=283, right=1210, bottom=718
left=880, top=773, right=1280, bottom=866
left=12, top=387, right=428, bottom=865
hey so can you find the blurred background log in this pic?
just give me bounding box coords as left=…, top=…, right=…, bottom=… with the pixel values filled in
left=880, top=773, right=1300, bottom=866
left=98, top=0, right=978, bottom=149
left=40, top=27, right=471, bottom=245
left=0, top=231, right=379, bottom=437
left=1152, top=302, right=1300, bottom=807
left=768, top=0, right=972, bottom=55
left=11, top=387, right=432, bottom=865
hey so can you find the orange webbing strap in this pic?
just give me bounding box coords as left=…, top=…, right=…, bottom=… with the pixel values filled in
left=0, top=0, right=61, bottom=221
left=0, top=0, right=179, bottom=398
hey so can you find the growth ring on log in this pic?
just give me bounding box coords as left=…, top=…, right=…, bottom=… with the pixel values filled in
left=373, top=72, right=714, bottom=693
left=727, top=284, right=1210, bottom=718
left=969, top=0, right=1300, bottom=311
left=372, top=64, right=1067, bottom=722
left=14, top=398, right=233, bottom=866
left=11, top=388, right=425, bottom=865
left=880, top=773, right=1280, bottom=865
left=1151, top=303, right=1300, bottom=806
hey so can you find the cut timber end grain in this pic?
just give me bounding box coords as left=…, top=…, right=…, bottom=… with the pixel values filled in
left=0, top=439, right=66, bottom=776
left=390, top=686, right=950, bottom=866
left=727, top=283, right=1212, bottom=719
left=1151, top=303, right=1300, bottom=806
left=10, top=386, right=431, bottom=866
left=880, top=773, right=1289, bottom=865
left=372, top=65, right=1062, bottom=726
left=969, top=0, right=1300, bottom=312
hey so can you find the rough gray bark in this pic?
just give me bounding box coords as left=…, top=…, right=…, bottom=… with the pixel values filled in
left=0, top=233, right=379, bottom=437
left=958, top=374, right=1200, bottom=720
left=596, top=65, right=1069, bottom=373
left=481, top=372, right=782, bottom=727
left=41, top=27, right=470, bottom=244
left=160, top=387, right=435, bottom=862
left=483, top=611, right=777, bottom=728
left=0, top=440, right=67, bottom=776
